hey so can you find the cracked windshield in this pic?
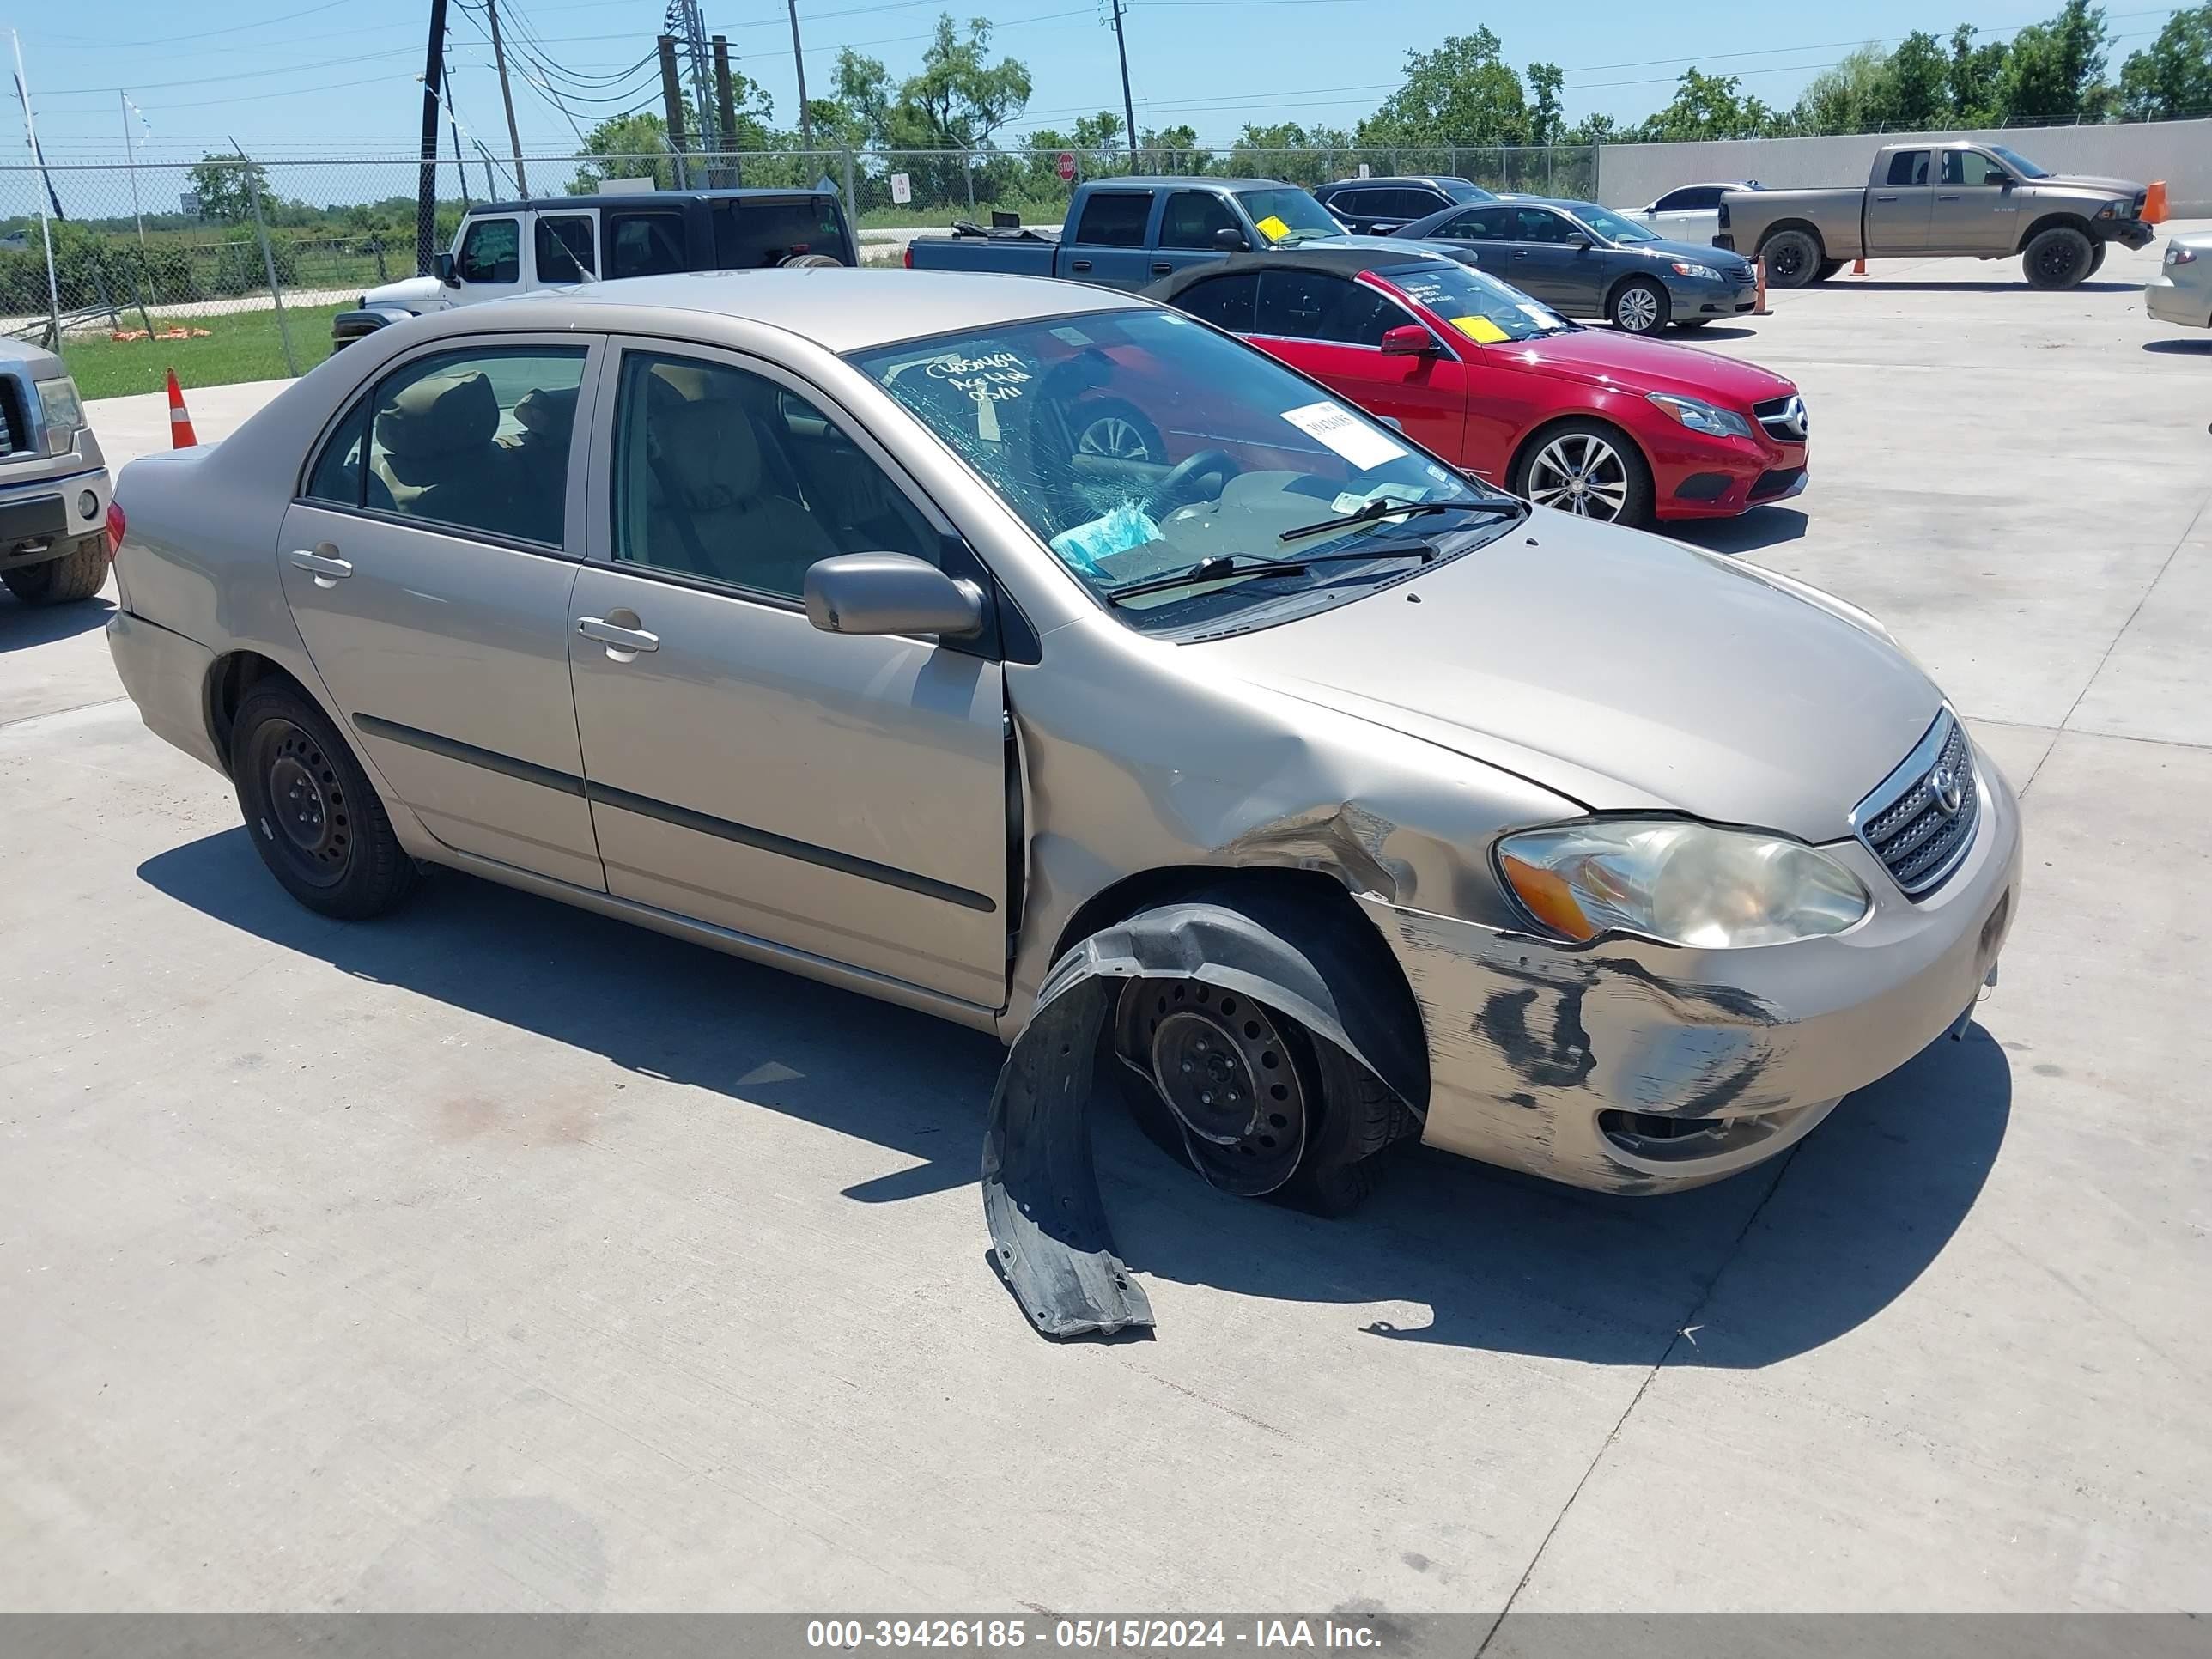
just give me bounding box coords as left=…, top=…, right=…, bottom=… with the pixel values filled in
left=850, top=308, right=1517, bottom=633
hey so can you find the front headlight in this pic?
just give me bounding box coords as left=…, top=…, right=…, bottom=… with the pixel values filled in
left=1645, top=391, right=1754, bottom=441
left=1496, top=819, right=1871, bottom=949
left=34, top=375, right=85, bottom=451
left=1668, top=260, right=1721, bottom=281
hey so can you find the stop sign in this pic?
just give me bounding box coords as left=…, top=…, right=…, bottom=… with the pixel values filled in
left=1056, top=150, right=1077, bottom=183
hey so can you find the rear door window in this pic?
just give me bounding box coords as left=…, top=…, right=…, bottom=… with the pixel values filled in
left=534, top=213, right=596, bottom=282
left=1384, top=188, right=1443, bottom=219
left=713, top=196, right=847, bottom=267
left=1887, top=149, right=1932, bottom=186
left=607, top=210, right=688, bottom=278
left=1072, top=191, right=1152, bottom=247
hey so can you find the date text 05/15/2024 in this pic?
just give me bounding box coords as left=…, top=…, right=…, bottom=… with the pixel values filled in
left=806, top=1620, right=1386, bottom=1650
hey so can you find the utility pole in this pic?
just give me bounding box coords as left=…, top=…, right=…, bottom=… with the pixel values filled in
left=1109, top=0, right=1137, bottom=168
left=712, top=34, right=741, bottom=187
left=656, top=34, right=691, bottom=188
left=483, top=0, right=529, bottom=196
left=119, top=93, right=147, bottom=246
left=416, top=0, right=449, bottom=273
left=787, top=0, right=811, bottom=152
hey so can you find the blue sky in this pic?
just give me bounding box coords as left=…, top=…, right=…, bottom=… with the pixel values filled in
left=9, top=0, right=2190, bottom=157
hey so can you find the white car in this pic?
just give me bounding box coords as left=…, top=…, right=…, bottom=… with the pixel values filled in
left=1626, top=181, right=1762, bottom=245
left=2146, top=231, right=2212, bottom=329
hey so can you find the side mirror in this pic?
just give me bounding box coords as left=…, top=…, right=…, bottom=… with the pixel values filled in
left=1565, top=232, right=1593, bottom=250
left=1379, top=324, right=1438, bottom=356
left=804, top=552, right=986, bottom=641
left=1213, top=227, right=1250, bottom=252
left=433, top=252, right=458, bottom=286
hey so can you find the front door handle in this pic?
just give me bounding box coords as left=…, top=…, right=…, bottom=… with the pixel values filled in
left=577, top=616, right=659, bottom=655
left=1874, top=193, right=1899, bottom=202
left=287, top=549, right=352, bottom=587
left=1936, top=193, right=1960, bottom=201
left=1150, top=260, right=1173, bottom=275
left=1069, top=258, right=1092, bottom=272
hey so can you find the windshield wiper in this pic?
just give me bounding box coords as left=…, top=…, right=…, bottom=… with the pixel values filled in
left=1277, top=494, right=1518, bottom=544
left=1103, top=544, right=1438, bottom=605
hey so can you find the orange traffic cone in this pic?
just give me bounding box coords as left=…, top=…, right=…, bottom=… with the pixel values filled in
left=1851, top=256, right=1867, bottom=276
left=2143, top=180, right=2168, bottom=224
left=165, top=368, right=197, bottom=448
left=1753, top=258, right=1771, bottom=315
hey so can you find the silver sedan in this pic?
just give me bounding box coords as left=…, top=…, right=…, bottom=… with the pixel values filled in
left=106, top=270, right=2019, bottom=1335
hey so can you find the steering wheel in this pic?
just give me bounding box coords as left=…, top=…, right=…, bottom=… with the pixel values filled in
left=1145, top=449, right=1241, bottom=518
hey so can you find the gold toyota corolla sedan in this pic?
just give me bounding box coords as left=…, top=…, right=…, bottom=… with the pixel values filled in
left=106, top=270, right=2018, bottom=1334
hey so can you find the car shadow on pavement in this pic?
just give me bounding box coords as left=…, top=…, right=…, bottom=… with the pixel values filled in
left=1814, top=279, right=2140, bottom=295
left=0, top=592, right=112, bottom=653
left=1669, top=507, right=1808, bottom=556
left=2142, top=338, right=2212, bottom=354
left=139, top=828, right=2009, bottom=1367
left=1672, top=325, right=1758, bottom=341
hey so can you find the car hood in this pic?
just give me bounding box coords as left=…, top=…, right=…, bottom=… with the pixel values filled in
left=1506, top=326, right=1796, bottom=405
left=1200, top=511, right=1940, bottom=842
left=1630, top=235, right=1749, bottom=268
left=361, top=275, right=446, bottom=309
left=2039, top=173, right=2144, bottom=197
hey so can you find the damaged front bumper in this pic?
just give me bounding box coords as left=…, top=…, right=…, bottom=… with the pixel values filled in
left=1354, top=756, right=2022, bottom=1194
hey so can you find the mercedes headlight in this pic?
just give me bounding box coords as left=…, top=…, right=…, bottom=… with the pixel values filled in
left=34, top=374, right=84, bottom=451
left=1668, top=260, right=1721, bottom=281
left=1496, top=819, right=1871, bottom=949
left=1645, top=392, right=1754, bottom=441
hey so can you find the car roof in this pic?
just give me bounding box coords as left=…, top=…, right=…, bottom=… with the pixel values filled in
left=1150, top=244, right=1457, bottom=295
left=1318, top=176, right=1468, bottom=191
left=1088, top=175, right=1282, bottom=191
left=468, top=187, right=837, bottom=214
left=535, top=268, right=1148, bottom=353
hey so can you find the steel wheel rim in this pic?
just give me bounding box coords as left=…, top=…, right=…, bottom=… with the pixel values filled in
left=1528, top=433, right=1631, bottom=520
left=257, top=720, right=352, bottom=887
left=1616, top=286, right=1661, bottom=331
left=1078, top=416, right=1153, bottom=461
left=1139, top=981, right=1307, bottom=1193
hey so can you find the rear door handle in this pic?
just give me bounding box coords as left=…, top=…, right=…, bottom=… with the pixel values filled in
left=1070, top=258, right=1092, bottom=272
left=1936, top=193, right=1960, bottom=201
left=577, top=616, right=659, bottom=654
left=1150, top=261, right=1173, bottom=275
left=287, top=549, right=351, bottom=586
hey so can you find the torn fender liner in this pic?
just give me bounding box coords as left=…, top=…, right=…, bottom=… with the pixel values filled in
left=982, top=899, right=1419, bottom=1340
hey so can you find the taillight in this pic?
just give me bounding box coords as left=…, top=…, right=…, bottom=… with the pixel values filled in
left=903, top=244, right=914, bottom=269
left=106, top=498, right=125, bottom=556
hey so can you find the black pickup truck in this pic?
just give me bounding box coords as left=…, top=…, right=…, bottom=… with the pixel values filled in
left=903, top=177, right=1345, bottom=289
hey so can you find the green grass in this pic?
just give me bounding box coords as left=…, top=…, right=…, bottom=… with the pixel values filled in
left=61, top=302, right=346, bottom=401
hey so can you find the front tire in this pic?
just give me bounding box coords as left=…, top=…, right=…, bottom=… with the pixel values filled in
left=1, top=535, right=108, bottom=605
left=1512, top=419, right=1654, bottom=526
left=2023, top=225, right=2094, bottom=289
left=231, top=683, right=416, bottom=920
left=1610, top=276, right=1669, bottom=334
left=1759, top=228, right=1822, bottom=289
left=2086, top=240, right=2107, bottom=277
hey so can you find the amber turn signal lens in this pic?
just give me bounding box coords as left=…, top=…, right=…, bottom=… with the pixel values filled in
left=1500, top=853, right=1598, bottom=942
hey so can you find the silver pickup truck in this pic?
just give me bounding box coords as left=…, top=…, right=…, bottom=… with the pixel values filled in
left=0, top=337, right=112, bottom=606
left=1716, top=140, right=2155, bottom=290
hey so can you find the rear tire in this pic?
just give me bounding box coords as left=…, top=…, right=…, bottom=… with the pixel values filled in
left=230, top=682, right=416, bottom=920
left=2023, top=225, right=2094, bottom=290
left=1, top=535, right=108, bottom=605
left=1609, top=276, right=1669, bottom=334
left=1759, top=228, right=1822, bottom=289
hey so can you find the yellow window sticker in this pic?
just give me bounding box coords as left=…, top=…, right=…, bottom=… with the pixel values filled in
left=1254, top=214, right=1291, bottom=243
left=1452, top=314, right=1510, bottom=344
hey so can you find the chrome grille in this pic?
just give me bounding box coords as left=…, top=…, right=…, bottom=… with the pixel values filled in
left=1852, top=712, right=1980, bottom=898
left=1752, top=393, right=1808, bottom=442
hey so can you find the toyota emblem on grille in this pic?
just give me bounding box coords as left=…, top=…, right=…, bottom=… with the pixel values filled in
left=1927, top=763, right=1965, bottom=815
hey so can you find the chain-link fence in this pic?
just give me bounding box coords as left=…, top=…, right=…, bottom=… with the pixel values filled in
left=0, top=143, right=1593, bottom=395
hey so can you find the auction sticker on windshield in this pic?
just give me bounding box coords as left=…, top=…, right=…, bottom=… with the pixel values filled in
left=1279, top=401, right=1407, bottom=469
left=1254, top=214, right=1291, bottom=243
left=1451, top=315, right=1510, bottom=344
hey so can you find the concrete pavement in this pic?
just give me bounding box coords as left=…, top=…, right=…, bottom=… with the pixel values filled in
left=2, top=231, right=2208, bottom=1615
